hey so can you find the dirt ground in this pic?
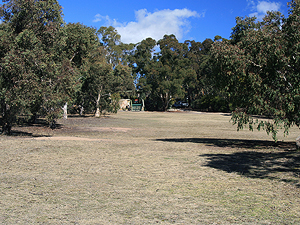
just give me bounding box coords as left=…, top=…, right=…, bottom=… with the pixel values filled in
left=0, top=111, right=300, bottom=224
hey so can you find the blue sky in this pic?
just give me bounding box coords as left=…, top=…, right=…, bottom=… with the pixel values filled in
left=58, top=0, right=290, bottom=44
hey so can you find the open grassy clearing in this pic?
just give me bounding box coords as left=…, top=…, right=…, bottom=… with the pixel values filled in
left=0, top=111, right=300, bottom=224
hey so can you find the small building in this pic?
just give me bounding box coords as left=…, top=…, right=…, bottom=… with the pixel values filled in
left=131, top=98, right=144, bottom=111
left=119, top=99, right=131, bottom=111
left=119, top=98, right=145, bottom=111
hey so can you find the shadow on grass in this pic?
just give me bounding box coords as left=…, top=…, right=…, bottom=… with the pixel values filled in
left=201, top=150, right=300, bottom=187
left=156, top=138, right=300, bottom=187
left=3, top=130, right=51, bottom=137
left=18, top=118, right=63, bottom=129
left=1, top=118, right=62, bottom=137
left=155, top=138, right=296, bottom=150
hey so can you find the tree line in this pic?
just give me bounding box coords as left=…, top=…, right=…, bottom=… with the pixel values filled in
left=0, top=0, right=135, bottom=134
left=0, top=0, right=299, bottom=140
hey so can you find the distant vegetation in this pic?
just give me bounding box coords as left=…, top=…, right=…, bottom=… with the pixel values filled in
left=0, top=0, right=299, bottom=140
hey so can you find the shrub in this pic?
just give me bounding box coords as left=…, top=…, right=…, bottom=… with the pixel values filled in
left=192, top=94, right=230, bottom=112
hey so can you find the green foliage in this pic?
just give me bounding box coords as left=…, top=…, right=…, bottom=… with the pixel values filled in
left=192, top=94, right=230, bottom=112
left=0, top=1, right=136, bottom=132
left=79, top=47, right=113, bottom=115
left=184, top=38, right=214, bottom=105
left=132, top=37, right=156, bottom=80
left=211, top=1, right=300, bottom=141
left=78, top=45, right=134, bottom=116
left=135, top=35, right=197, bottom=111
left=231, top=110, right=288, bottom=142
left=108, top=93, right=121, bottom=113
left=64, top=23, right=100, bottom=68
left=112, top=64, right=135, bottom=95
left=98, top=26, right=135, bottom=67
left=132, top=35, right=216, bottom=111
left=0, top=0, right=78, bottom=132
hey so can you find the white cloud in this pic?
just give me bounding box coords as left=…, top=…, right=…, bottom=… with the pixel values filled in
left=257, top=1, right=281, bottom=13
left=94, top=8, right=201, bottom=44
left=248, top=1, right=281, bottom=20
left=93, top=14, right=103, bottom=23
left=93, top=14, right=116, bottom=24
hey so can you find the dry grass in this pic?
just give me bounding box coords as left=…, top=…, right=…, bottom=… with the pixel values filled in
left=0, top=111, right=300, bottom=224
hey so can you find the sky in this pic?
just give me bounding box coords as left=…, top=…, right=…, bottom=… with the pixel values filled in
left=58, top=0, right=290, bottom=44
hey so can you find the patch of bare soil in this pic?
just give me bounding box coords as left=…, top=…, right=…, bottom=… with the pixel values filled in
left=74, top=127, right=132, bottom=133
left=32, top=136, right=110, bottom=141
left=8, top=116, right=132, bottom=138
left=31, top=126, right=131, bottom=141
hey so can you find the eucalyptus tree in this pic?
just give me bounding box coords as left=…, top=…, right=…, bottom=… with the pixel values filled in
left=112, top=64, right=135, bottom=96
left=97, top=27, right=136, bottom=100
left=65, top=23, right=101, bottom=69
left=211, top=0, right=300, bottom=141
left=64, top=23, right=102, bottom=115
left=98, top=26, right=122, bottom=67
left=0, top=0, right=78, bottom=132
left=135, top=35, right=191, bottom=111
left=98, top=26, right=134, bottom=66
left=184, top=39, right=214, bottom=107
left=80, top=46, right=113, bottom=117
left=133, top=37, right=157, bottom=98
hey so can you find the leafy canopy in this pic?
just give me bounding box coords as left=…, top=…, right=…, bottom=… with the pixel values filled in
left=211, top=1, right=300, bottom=141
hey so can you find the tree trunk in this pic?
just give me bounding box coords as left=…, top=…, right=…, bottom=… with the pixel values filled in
left=30, top=113, right=38, bottom=124
left=1, top=104, right=13, bottom=135
left=162, top=92, right=170, bottom=111
left=2, top=123, right=12, bottom=135
left=95, top=90, right=102, bottom=118
left=50, top=120, right=56, bottom=129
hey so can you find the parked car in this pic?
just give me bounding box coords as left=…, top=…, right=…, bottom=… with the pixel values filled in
left=173, top=101, right=189, bottom=108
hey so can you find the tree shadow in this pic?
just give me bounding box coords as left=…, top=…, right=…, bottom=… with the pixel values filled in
left=156, top=138, right=300, bottom=187
left=17, top=118, right=63, bottom=129
left=155, top=138, right=296, bottom=150
left=1, top=118, right=62, bottom=137
left=4, top=130, right=51, bottom=137
left=201, top=150, right=300, bottom=187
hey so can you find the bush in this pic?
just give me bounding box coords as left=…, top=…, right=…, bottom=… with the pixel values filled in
left=192, top=94, right=230, bottom=112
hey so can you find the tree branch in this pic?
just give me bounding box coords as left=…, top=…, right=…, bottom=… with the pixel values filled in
left=248, top=59, right=262, bottom=68
left=70, top=52, right=78, bottom=62
left=278, top=70, right=293, bottom=89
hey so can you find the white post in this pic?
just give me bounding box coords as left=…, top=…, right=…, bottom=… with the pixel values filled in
left=63, top=102, right=68, bottom=119
left=95, top=107, right=101, bottom=118
left=296, top=136, right=300, bottom=149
